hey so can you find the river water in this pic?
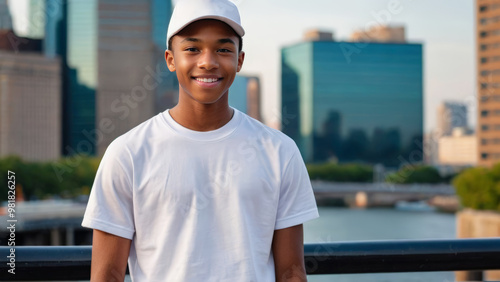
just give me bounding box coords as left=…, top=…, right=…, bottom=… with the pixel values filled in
left=304, top=207, right=456, bottom=282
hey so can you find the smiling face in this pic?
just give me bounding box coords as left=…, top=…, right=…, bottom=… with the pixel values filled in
left=165, top=19, right=245, bottom=107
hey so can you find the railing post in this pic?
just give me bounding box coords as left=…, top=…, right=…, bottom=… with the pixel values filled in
left=66, top=227, right=75, bottom=245
left=456, top=270, right=483, bottom=281
left=50, top=228, right=61, bottom=245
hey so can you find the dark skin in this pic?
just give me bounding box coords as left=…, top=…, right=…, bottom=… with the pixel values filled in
left=90, top=19, right=307, bottom=282
left=90, top=230, right=131, bottom=282
left=165, top=19, right=244, bottom=131
left=272, top=224, right=308, bottom=282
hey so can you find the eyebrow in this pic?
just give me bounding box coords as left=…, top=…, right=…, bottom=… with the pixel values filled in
left=218, top=38, right=236, bottom=46
left=180, top=37, right=236, bottom=46
left=180, top=38, right=200, bottom=44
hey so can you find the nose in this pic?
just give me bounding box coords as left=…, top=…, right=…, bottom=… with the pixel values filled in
left=197, top=51, right=219, bottom=70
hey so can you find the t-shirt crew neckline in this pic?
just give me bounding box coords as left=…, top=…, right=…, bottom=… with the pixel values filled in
left=161, top=108, right=242, bottom=142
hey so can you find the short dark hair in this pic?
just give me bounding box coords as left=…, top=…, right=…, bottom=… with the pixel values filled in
left=168, top=35, right=243, bottom=53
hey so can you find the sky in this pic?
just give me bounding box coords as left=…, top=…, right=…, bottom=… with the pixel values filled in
left=9, top=0, right=475, bottom=133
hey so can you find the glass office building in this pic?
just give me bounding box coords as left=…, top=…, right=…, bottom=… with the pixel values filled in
left=229, top=75, right=249, bottom=114
left=228, top=75, right=262, bottom=121
left=0, top=0, right=12, bottom=30
left=45, top=0, right=97, bottom=156
left=282, top=41, right=423, bottom=166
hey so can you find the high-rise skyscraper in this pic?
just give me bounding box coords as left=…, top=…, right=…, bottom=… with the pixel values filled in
left=246, top=76, right=262, bottom=122
left=27, top=0, right=45, bottom=39
left=229, top=75, right=249, bottom=114
left=0, top=0, right=12, bottom=30
left=0, top=53, right=61, bottom=161
left=45, top=0, right=98, bottom=156
left=437, top=102, right=468, bottom=136
left=97, top=0, right=174, bottom=156
left=0, top=3, right=61, bottom=161
left=65, top=0, right=97, bottom=156
left=45, top=0, right=176, bottom=156
left=281, top=28, right=423, bottom=166
left=477, top=0, right=500, bottom=166
left=229, top=75, right=262, bottom=121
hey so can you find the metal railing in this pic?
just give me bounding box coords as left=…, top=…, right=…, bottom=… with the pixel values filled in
left=0, top=238, right=499, bottom=281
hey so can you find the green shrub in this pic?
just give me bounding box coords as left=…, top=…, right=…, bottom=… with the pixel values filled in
left=385, top=165, right=442, bottom=184
left=306, top=163, right=373, bottom=182
left=0, top=155, right=101, bottom=201
left=453, top=163, right=500, bottom=212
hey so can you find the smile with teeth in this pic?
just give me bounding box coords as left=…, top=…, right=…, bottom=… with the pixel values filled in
left=195, top=77, right=220, bottom=83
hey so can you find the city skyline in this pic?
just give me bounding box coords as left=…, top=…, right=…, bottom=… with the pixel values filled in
left=8, top=0, right=474, bottom=134
left=234, top=0, right=474, bottom=133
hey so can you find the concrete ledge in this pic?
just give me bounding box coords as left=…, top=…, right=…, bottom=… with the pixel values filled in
left=456, top=209, right=500, bottom=281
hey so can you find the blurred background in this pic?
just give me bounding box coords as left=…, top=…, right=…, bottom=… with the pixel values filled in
left=0, top=0, right=499, bottom=281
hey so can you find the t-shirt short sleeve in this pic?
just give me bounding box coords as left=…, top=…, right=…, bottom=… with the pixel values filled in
left=81, top=138, right=135, bottom=240
left=275, top=146, right=319, bottom=230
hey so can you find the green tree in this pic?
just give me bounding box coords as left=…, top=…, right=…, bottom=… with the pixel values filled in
left=453, top=163, right=500, bottom=212
left=54, top=155, right=101, bottom=198
left=0, top=155, right=101, bottom=201
left=385, top=165, right=442, bottom=184
left=306, top=163, right=373, bottom=182
left=0, top=155, right=25, bottom=200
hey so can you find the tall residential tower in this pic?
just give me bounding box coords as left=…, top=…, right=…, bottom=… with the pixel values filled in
left=477, top=0, right=500, bottom=166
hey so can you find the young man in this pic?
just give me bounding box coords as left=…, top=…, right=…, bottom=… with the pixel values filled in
left=82, top=0, right=319, bottom=281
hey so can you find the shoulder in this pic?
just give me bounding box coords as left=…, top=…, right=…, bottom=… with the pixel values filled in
left=104, top=113, right=167, bottom=159
left=236, top=111, right=299, bottom=158
left=121, top=113, right=165, bottom=143
left=239, top=112, right=295, bottom=140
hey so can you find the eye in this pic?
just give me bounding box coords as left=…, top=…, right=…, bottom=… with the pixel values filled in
left=218, top=48, right=232, bottom=53
left=184, top=47, right=199, bottom=52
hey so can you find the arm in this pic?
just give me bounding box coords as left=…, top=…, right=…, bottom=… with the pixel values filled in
left=90, top=229, right=132, bottom=282
left=271, top=224, right=307, bottom=282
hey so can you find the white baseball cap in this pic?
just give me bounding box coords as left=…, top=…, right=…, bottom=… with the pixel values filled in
left=166, top=0, right=245, bottom=49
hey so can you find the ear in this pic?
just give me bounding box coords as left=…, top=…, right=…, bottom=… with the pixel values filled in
left=236, top=51, right=245, bottom=72
left=165, top=50, right=176, bottom=72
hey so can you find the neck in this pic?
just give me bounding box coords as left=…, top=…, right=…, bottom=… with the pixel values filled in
left=169, top=93, right=234, bottom=132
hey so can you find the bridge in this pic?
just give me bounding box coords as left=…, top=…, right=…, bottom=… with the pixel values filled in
left=0, top=182, right=459, bottom=246
left=312, top=181, right=458, bottom=209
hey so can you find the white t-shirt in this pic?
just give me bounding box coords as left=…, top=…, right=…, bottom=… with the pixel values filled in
left=82, top=108, right=319, bottom=281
